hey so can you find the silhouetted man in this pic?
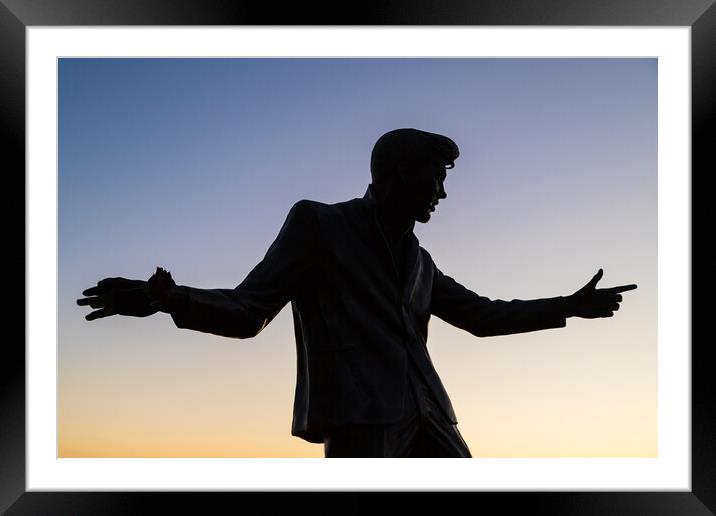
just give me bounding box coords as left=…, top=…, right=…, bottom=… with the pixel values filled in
left=78, top=128, right=637, bottom=458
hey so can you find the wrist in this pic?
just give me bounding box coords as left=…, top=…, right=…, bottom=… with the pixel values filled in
left=147, top=267, right=177, bottom=312
left=560, top=295, right=575, bottom=318
left=161, top=285, right=188, bottom=313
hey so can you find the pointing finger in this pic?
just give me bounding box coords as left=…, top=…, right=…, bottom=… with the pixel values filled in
left=604, top=284, right=638, bottom=294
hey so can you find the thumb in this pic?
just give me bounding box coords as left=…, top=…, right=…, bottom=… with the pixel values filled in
left=587, top=268, right=604, bottom=289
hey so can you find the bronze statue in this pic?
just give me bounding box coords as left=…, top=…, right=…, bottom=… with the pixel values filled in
left=78, top=128, right=637, bottom=457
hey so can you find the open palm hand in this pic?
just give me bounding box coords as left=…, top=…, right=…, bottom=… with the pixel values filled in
left=78, top=276, right=157, bottom=321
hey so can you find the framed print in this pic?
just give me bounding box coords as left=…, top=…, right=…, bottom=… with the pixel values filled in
left=4, top=1, right=712, bottom=514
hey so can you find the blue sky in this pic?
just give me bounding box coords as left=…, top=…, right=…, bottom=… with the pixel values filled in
left=59, top=58, right=657, bottom=457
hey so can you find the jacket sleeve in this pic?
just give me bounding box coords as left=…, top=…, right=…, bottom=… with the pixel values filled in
left=164, top=200, right=318, bottom=339
left=430, top=263, right=568, bottom=338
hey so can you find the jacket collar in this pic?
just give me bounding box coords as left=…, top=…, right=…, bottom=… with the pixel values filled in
left=363, top=184, right=378, bottom=205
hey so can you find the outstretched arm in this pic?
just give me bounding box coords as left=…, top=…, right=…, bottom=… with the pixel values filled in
left=431, top=265, right=636, bottom=338
left=77, top=200, right=319, bottom=339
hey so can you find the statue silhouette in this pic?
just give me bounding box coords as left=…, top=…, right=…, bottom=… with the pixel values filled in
left=77, top=128, right=637, bottom=458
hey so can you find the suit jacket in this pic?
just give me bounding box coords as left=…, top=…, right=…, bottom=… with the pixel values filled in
left=166, top=185, right=569, bottom=443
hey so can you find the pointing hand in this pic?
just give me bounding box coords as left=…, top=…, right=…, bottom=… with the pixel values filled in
left=567, top=269, right=637, bottom=319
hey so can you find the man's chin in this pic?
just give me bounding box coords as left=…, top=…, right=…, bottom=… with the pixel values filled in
left=416, top=212, right=432, bottom=224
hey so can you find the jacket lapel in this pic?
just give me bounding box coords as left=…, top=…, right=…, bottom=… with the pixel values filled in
left=361, top=186, right=398, bottom=285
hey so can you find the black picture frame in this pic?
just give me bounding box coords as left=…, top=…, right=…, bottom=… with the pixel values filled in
left=3, top=1, right=712, bottom=514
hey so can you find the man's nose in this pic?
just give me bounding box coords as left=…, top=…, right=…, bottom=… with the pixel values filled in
left=438, top=186, right=447, bottom=200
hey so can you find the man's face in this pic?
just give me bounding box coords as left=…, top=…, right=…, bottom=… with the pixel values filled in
left=399, top=158, right=449, bottom=224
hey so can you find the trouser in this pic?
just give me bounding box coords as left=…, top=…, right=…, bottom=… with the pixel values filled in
left=323, top=378, right=472, bottom=458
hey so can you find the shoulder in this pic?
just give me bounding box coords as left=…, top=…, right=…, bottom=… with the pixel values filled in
left=286, top=198, right=330, bottom=221
left=419, top=245, right=436, bottom=267
left=290, top=197, right=364, bottom=221
left=275, top=200, right=322, bottom=237
left=290, top=198, right=323, bottom=212
left=418, top=247, right=443, bottom=281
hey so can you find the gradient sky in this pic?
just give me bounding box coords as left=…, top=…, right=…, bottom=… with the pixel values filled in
left=59, top=58, right=657, bottom=458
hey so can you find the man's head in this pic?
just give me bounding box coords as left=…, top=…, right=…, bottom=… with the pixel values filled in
left=370, top=128, right=459, bottom=223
